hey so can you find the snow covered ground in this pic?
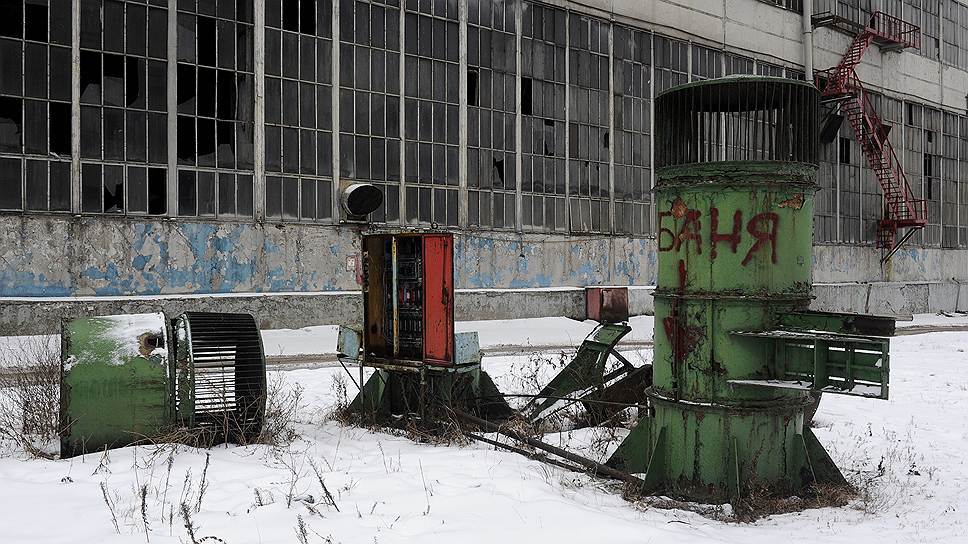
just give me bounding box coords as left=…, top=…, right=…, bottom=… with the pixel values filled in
left=1, top=314, right=967, bottom=543
left=260, top=315, right=654, bottom=357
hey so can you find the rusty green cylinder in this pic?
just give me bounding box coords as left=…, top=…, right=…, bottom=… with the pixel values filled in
left=617, top=77, right=823, bottom=501
left=60, top=313, right=172, bottom=457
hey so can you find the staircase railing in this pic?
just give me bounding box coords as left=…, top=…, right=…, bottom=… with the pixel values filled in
left=868, top=12, right=921, bottom=48
left=840, top=70, right=925, bottom=224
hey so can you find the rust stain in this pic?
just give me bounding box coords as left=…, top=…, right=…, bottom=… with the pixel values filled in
left=671, top=198, right=688, bottom=219
left=663, top=259, right=704, bottom=366
left=137, top=332, right=164, bottom=358
left=777, top=193, right=804, bottom=210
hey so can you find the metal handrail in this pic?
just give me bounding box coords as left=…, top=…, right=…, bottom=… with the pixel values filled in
left=841, top=70, right=923, bottom=223
left=868, top=11, right=921, bottom=49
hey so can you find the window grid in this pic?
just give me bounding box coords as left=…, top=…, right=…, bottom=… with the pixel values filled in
left=4, top=0, right=968, bottom=248
left=653, top=35, right=687, bottom=95
left=941, top=111, right=959, bottom=246
left=521, top=1, right=567, bottom=232
left=612, top=25, right=651, bottom=236
left=959, top=115, right=968, bottom=246
left=336, top=0, right=400, bottom=224
left=923, top=106, right=942, bottom=245
left=903, top=101, right=925, bottom=245
left=402, top=0, right=459, bottom=227
left=176, top=0, right=255, bottom=219
left=757, top=0, right=804, bottom=12
left=0, top=0, right=72, bottom=212
left=921, top=0, right=942, bottom=61
left=79, top=0, right=171, bottom=216
left=838, top=113, right=863, bottom=243
left=265, top=0, right=333, bottom=223
left=467, top=0, right=516, bottom=230
left=567, top=13, right=611, bottom=234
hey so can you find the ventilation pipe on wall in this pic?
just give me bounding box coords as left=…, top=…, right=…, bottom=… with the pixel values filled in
left=341, top=182, right=384, bottom=221
left=803, top=0, right=814, bottom=81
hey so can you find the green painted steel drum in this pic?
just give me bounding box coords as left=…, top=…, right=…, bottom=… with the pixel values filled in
left=60, top=313, right=172, bottom=457
left=634, top=77, right=822, bottom=501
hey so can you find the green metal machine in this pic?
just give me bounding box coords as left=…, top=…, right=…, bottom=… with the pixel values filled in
left=60, top=313, right=171, bottom=457
left=606, top=77, right=894, bottom=502
left=60, top=311, right=266, bottom=457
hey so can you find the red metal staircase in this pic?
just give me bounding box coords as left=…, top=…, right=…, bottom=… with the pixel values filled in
left=816, top=12, right=926, bottom=260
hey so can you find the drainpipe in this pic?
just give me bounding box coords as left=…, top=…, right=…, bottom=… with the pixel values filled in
left=803, top=0, right=814, bottom=82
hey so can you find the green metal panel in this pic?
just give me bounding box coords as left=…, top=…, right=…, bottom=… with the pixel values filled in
left=729, top=329, right=890, bottom=399
left=526, top=323, right=632, bottom=421
left=60, top=313, right=171, bottom=457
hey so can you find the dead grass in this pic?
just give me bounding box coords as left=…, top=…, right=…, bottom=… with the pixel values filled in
left=0, top=336, right=62, bottom=458
left=729, top=482, right=856, bottom=522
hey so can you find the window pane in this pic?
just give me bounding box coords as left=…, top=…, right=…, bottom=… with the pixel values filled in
left=128, top=166, right=148, bottom=213
left=82, top=163, right=102, bottom=212
left=49, top=161, right=70, bottom=211
left=25, top=159, right=47, bottom=210
left=147, top=167, right=167, bottom=215
left=178, top=170, right=197, bottom=215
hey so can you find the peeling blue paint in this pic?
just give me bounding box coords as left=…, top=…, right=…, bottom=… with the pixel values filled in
left=0, top=217, right=661, bottom=296
left=0, top=270, right=73, bottom=296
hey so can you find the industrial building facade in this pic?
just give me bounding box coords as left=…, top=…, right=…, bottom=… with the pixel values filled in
left=1, top=0, right=967, bottom=331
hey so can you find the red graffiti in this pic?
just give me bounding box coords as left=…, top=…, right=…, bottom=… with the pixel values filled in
left=675, top=209, right=703, bottom=255
left=677, top=258, right=687, bottom=290
left=709, top=207, right=742, bottom=260
left=742, top=212, right=779, bottom=266
left=657, top=211, right=675, bottom=251
left=663, top=259, right=702, bottom=372
left=657, top=205, right=781, bottom=266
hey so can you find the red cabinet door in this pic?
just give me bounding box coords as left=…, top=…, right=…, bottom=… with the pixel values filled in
left=422, top=234, right=454, bottom=365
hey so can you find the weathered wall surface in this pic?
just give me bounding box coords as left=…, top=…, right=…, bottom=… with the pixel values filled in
left=0, top=215, right=363, bottom=296
left=812, top=244, right=968, bottom=283
left=0, top=216, right=656, bottom=297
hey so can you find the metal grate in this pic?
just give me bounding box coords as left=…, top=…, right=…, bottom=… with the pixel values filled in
left=655, top=76, right=820, bottom=168
left=173, top=312, right=266, bottom=442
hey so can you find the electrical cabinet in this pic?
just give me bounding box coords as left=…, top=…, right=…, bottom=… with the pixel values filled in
left=361, top=233, right=455, bottom=366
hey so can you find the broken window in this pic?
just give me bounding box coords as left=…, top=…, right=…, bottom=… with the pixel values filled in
left=467, top=0, right=516, bottom=229
left=0, top=157, right=22, bottom=210
left=520, top=2, right=566, bottom=232
left=76, top=0, right=169, bottom=215
left=176, top=0, right=255, bottom=218
left=0, top=96, right=22, bottom=152
left=103, top=165, right=125, bottom=213
left=0, top=0, right=71, bottom=211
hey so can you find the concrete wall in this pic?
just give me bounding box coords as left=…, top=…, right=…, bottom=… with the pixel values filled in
left=0, top=215, right=656, bottom=297
left=6, top=215, right=964, bottom=299
left=1, top=214, right=965, bottom=335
